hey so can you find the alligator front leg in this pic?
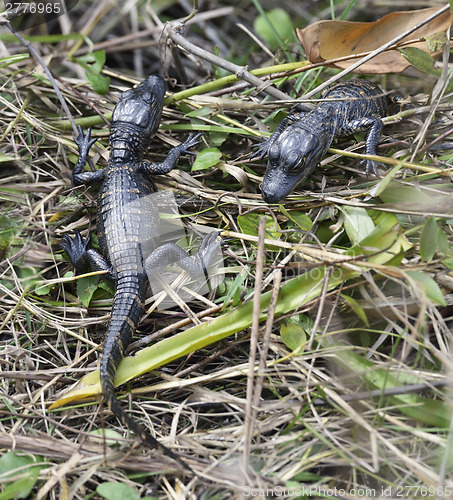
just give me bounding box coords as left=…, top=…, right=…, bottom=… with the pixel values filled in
left=72, top=126, right=106, bottom=186
left=60, top=231, right=116, bottom=281
left=139, top=133, right=203, bottom=175
left=347, top=117, right=384, bottom=176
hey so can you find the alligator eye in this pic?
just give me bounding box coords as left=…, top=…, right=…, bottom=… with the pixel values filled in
left=141, top=91, right=155, bottom=104
left=268, top=143, right=280, bottom=163
left=286, top=152, right=304, bottom=173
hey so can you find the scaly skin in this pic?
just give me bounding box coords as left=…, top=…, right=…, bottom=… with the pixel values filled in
left=256, top=80, right=391, bottom=203
left=61, top=75, right=218, bottom=470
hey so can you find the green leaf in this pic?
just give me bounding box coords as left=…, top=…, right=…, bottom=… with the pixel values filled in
left=208, top=131, right=229, bottom=147
left=97, top=482, right=141, bottom=500
left=329, top=346, right=451, bottom=428
left=341, top=294, right=369, bottom=326
left=341, top=206, right=375, bottom=245
left=237, top=213, right=281, bottom=244
left=221, top=273, right=247, bottom=309
left=34, top=283, right=52, bottom=296
left=0, top=453, right=43, bottom=500
left=380, top=183, right=439, bottom=207
left=0, top=54, right=29, bottom=69
left=191, top=148, right=222, bottom=171
left=407, top=270, right=446, bottom=306
left=185, top=106, right=212, bottom=118
left=437, top=226, right=449, bottom=254
left=76, top=275, right=101, bottom=308
left=253, top=8, right=294, bottom=50
left=90, top=428, right=124, bottom=446
left=420, top=217, right=438, bottom=261
left=86, top=72, right=110, bottom=95
left=442, top=257, right=453, bottom=269
left=17, top=267, right=38, bottom=292
left=280, top=321, right=306, bottom=351
left=279, top=205, right=312, bottom=231
left=75, top=51, right=109, bottom=94
left=291, top=472, right=323, bottom=482
left=75, top=50, right=106, bottom=74
left=399, top=47, right=441, bottom=77
left=0, top=213, right=23, bottom=253
left=425, top=31, right=449, bottom=52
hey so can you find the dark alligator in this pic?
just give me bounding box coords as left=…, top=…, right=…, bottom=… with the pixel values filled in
left=61, top=75, right=219, bottom=469
left=255, top=80, right=392, bottom=203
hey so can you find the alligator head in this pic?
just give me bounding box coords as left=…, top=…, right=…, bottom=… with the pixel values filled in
left=261, top=124, right=325, bottom=203
left=110, top=75, right=166, bottom=157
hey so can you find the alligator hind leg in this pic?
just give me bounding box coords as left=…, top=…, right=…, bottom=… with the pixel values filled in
left=144, top=231, right=221, bottom=279
left=61, top=231, right=116, bottom=281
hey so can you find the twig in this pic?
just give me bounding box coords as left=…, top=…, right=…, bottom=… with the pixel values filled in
left=250, top=270, right=282, bottom=429
left=164, top=21, right=312, bottom=108
left=242, top=216, right=266, bottom=477
left=313, top=377, right=453, bottom=405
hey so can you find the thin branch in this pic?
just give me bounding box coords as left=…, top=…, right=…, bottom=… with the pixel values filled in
left=164, top=21, right=313, bottom=109
left=242, top=216, right=266, bottom=477
left=313, top=377, right=453, bottom=405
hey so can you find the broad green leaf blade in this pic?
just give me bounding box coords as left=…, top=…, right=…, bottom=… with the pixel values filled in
left=399, top=47, right=441, bottom=76
left=86, top=72, right=110, bottom=95
left=76, top=275, right=101, bottom=308
left=407, top=270, right=446, bottom=306
left=329, top=346, right=451, bottom=428
left=280, top=321, right=306, bottom=351
left=425, top=31, right=449, bottom=52
left=437, top=227, right=449, bottom=254
left=341, top=206, right=375, bottom=245
left=253, top=8, right=294, bottom=50
left=341, top=294, right=369, bottom=326
left=279, top=205, right=312, bottom=231
left=0, top=453, right=43, bottom=500
left=75, top=50, right=106, bottom=74
left=97, top=482, right=141, bottom=500
left=191, top=148, right=222, bottom=171
left=419, top=216, right=438, bottom=261
left=51, top=264, right=339, bottom=406
left=380, top=184, right=435, bottom=205
left=237, top=213, right=281, bottom=240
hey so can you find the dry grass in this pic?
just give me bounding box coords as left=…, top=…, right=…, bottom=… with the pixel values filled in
left=1, top=1, right=453, bottom=498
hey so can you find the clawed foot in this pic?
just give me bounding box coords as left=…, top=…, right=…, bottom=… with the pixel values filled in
left=195, top=231, right=222, bottom=271
left=60, top=230, right=90, bottom=269
left=250, top=140, right=269, bottom=161
left=180, top=133, right=203, bottom=155
left=73, top=125, right=97, bottom=160
left=362, top=159, right=382, bottom=177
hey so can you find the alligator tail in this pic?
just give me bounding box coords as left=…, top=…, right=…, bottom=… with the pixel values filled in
left=99, top=275, right=190, bottom=471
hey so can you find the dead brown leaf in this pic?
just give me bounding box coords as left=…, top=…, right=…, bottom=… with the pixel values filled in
left=297, top=7, right=453, bottom=73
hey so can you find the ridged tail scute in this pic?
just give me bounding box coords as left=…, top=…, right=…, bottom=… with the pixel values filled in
left=99, top=275, right=190, bottom=471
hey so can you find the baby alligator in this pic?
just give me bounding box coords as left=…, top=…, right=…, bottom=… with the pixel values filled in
left=61, top=75, right=218, bottom=468
left=255, top=80, right=392, bottom=203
